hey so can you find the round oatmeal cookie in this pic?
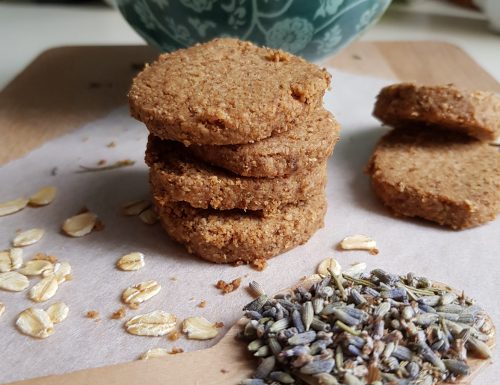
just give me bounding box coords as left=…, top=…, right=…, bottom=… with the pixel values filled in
left=366, top=126, right=500, bottom=229
left=188, top=109, right=340, bottom=177
left=146, top=136, right=327, bottom=213
left=129, top=38, right=331, bottom=145
left=154, top=193, right=327, bottom=264
left=373, top=83, right=500, bottom=141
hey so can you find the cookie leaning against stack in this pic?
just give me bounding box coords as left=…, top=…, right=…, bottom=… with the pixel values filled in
left=368, top=82, right=500, bottom=229
left=129, top=38, right=339, bottom=263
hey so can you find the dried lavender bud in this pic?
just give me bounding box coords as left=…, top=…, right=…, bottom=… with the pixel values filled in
left=299, top=358, right=335, bottom=375
left=240, top=268, right=491, bottom=384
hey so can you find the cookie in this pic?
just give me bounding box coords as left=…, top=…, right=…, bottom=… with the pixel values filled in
left=129, top=38, right=331, bottom=145
left=366, top=126, right=500, bottom=229
left=188, top=109, right=340, bottom=177
left=154, top=193, right=327, bottom=264
left=373, top=83, right=500, bottom=141
left=146, top=136, right=327, bottom=213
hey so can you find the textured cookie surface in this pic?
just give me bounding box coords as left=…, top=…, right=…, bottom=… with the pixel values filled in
left=154, top=193, right=326, bottom=264
left=188, top=109, right=340, bottom=177
left=129, top=38, right=331, bottom=145
left=374, top=83, right=500, bottom=141
left=146, top=136, right=327, bottom=213
left=366, top=127, right=500, bottom=229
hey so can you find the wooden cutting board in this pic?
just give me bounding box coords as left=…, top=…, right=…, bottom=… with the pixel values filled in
left=0, top=41, right=499, bottom=166
left=1, top=41, right=498, bottom=385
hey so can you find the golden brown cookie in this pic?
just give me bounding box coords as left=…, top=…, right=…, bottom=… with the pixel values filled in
left=129, top=38, right=331, bottom=145
left=373, top=83, right=500, bottom=141
left=188, top=109, right=340, bottom=177
left=366, top=126, right=500, bottom=229
left=146, top=136, right=327, bottom=213
left=154, top=193, right=327, bottom=264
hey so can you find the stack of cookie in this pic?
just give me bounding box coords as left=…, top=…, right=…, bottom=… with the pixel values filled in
left=129, top=38, right=339, bottom=264
left=368, top=82, right=500, bottom=229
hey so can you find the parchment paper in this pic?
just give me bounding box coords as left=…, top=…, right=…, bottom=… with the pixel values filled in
left=0, top=70, right=498, bottom=384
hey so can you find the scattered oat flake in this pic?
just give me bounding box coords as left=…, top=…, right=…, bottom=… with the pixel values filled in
left=140, top=348, right=170, bottom=360
left=0, top=248, right=23, bottom=273
left=122, top=280, right=161, bottom=305
left=216, top=278, right=242, bottom=294
left=86, top=310, right=100, bottom=320
left=139, top=208, right=158, bottom=225
left=29, top=186, right=57, bottom=206
left=29, top=275, right=59, bottom=302
left=77, top=159, right=135, bottom=173
left=344, top=262, right=368, bottom=276
left=18, top=259, right=53, bottom=276
left=0, top=271, right=29, bottom=291
left=248, top=281, right=266, bottom=298
left=16, top=308, right=54, bottom=338
left=251, top=258, right=267, bottom=271
left=111, top=306, right=127, bottom=320
left=122, top=200, right=151, bottom=216
left=197, top=300, right=206, bottom=308
left=46, top=302, right=69, bottom=324
left=167, top=330, right=180, bottom=341
left=125, top=311, right=177, bottom=336
left=12, top=228, right=45, bottom=247
left=116, top=252, right=145, bottom=271
left=0, top=302, right=5, bottom=318
left=339, top=234, right=378, bottom=253
left=62, top=212, right=98, bottom=237
left=0, top=197, right=29, bottom=217
left=50, top=261, right=72, bottom=283
left=317, top=258, right=342, bottom=277
left=182, top=316, right=219, bottom=340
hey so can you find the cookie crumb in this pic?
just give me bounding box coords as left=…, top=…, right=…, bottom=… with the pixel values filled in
left=111, top=306, right=127, bottom=320
left=107, top=141, right=116, bottom=148
left=86, top=310, right=99, bottom=320
left=170, top=347, right=184, bottom=354
left=215, top=322, right=224, bottom=328
left=220, top=369, right=229, bottom=374
left=232, top=260, right=245, bottom=267
left=97, top=159, right=107, bottom=166
left=93, top=219, right=105, bottom=231
left=167, top=330, right=180, bottom=341
left=197, top=300, right=206, bottom=308
left=216, top=278, right=242, bottom=294
left=64, top=274, right=74, bottom=281
left=251, top=258, right=267, bottom=271
left=33, top=252, right=58, bottom=264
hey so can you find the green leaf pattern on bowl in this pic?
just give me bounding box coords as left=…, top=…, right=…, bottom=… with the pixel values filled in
left=119, top=0, right=391, bottom=60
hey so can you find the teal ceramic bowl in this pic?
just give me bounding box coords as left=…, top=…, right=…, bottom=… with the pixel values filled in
left=116, top=0, right=391, bottom=61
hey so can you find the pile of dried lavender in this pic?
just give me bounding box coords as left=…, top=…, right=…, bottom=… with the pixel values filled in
left=239, top=267, right=493, bottom=385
